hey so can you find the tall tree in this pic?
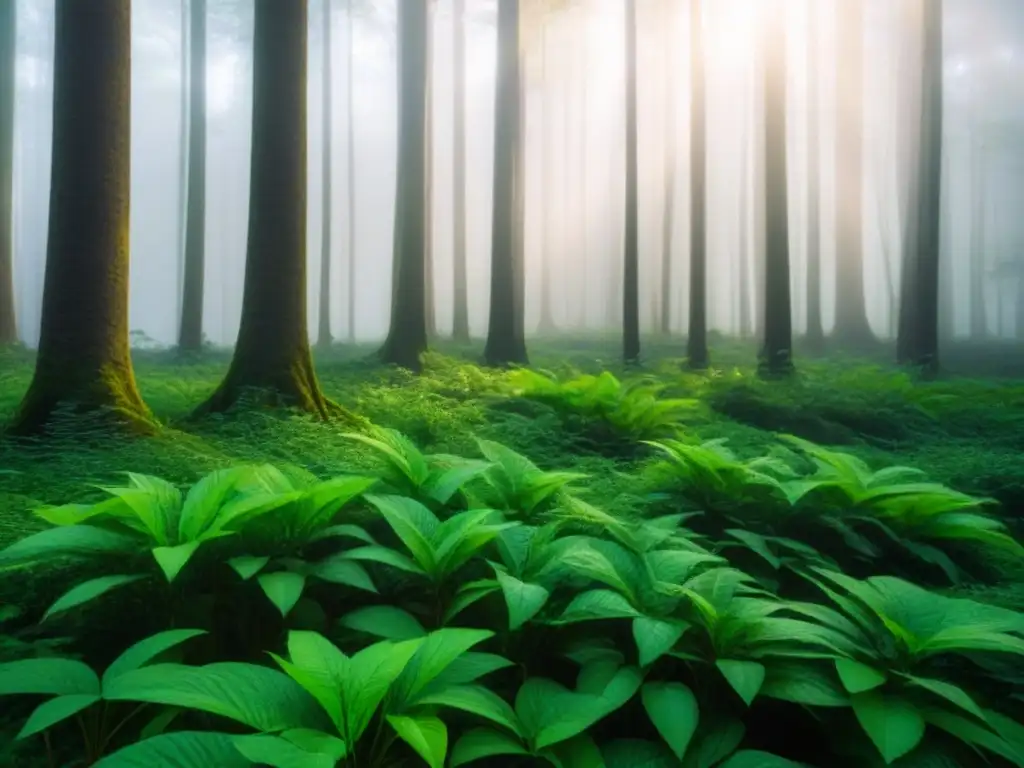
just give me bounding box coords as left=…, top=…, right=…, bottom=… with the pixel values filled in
left=484, top=0, right=528, bottom=365
left=451, top=0, right=469, bottom=341
left=969, top=136, right=987, bottom=339
left=738, top=127, right=752, bottom=338
left=380, top=0, right=429, bottom=368
left=804, top=0, right=824, bottom=350
left=537, top=21, right=556, bottom=333
left=659, top=0, right=677, bottom=336
left=424, top=14, right=437, bottom=340
left=897, top=0, right=943, bottom=372
left=0, top=0, right=16, bottom=345
left=832, top=0, right=873, bottom=344
left=197, top=0, right=339, bottom=416
left=758, top=0, right=793, bottom=377
left=318, top=0, right=334, bottom=348
left=8, top=1, right=152, bottom=434
left=178, top=0, right=208, bottom=353
left=174, top=0, right=188, bottom=339
left=346, top=0, right=358, bottom=342
left=687, top=0, right=708, bottom=368
left=622, top=0, right=640, bottom=363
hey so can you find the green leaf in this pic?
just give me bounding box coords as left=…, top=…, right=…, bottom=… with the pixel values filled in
left=104, top=662, right=327, bottom=732
left=104, top=629, right=208, bottom=686
left=759, top=661, right=850, bottom=708
left=93, top=731, right=253, bottom=768
left=43, top=574, right=146, bottom=620
left=835, top=659, right=887, bottom=694
left=416, top=684, right=522, bottom=736
left=424, top=462, right=492, bottom=505
left=279, top=729, right=348, bottom=760
left=716, top=660, right=766, bottom=706
left=17, top=694, right=101, bottom=739
left=902, top=675, right=985, bottom=721
left=387, top=714, right=448, bottom=768
left=309, top=555, right=377, bottom=593
left=602, top=739, right=677, bottom=768
left=493, top=567, right=550, bottom=630
left=228, top=556, right=270, bottom=580
left=138, top=707, right=182, bottom=740
left=641, top=681, right=698, bottom=761
left=259, top=572, right=307, bottom=617
left=177, top=467, right=251, bottom=541
left=232, top=734, right=340, bottom=768
left=343, top=545, right=426, bottom=575
left=544, top=734, right=606, bottom=768
left=365, top=494, right=439, bottom=570
left=339, top=605, right=426, bottom=640
left=719, top=751, right=808, bottom=768
left=851, top=691, right=926, bottom=764
left=424, top=652, right=514, bottom=689
left=633, top=617, right=686, bottom=667
left=450, top=728, right=529, bottom=766
left=390, top=628, right=494, bottom=708
left=683, top=718, right=745, bottom=768
left=153, top=541, right=203, bottom=583
left=0, top=658, right=100, bottom=696
left=558, top=589, right=641, bottom=623
left=0, top=525, right=138, bottom=566
left=308, top=524, right=376, bottom=546
left=343, top=638, right=423, bottom=742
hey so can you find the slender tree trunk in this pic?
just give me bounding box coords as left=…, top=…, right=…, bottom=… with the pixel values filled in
left=0, top=0, right=16, bottom=345
left=484, top=0, right=528, bottom=365
left=578, top=8, right=589, bottom=329
left=622, top=0, right=641, bottom=363
left=424, top=10, right=437, bottom=339
left=804, top=0, right=823, bottom=351
left=969, top=136, right=987, bottom=339
left=346, top=0, right=357, bottom=342
left=738, top=127, right=752, bottom=338
left=380, top=0, right=429, bottom=368
left=659, top=0, right=676, bottom=336
left=451, top=0, right=469, bottom=342
left=537, top=24, right=556, bottom=333
left=8, top=1, right=152, bottom=435
left=318, top=0, right=334, bottom=348
left=938, top=148, right=954, bottom=341
left=687, top=0, right=708, bottom=368
left=752, top=53, right=767, bottom=342
left=896, top=0, right=922, bottom=363
left=197, top=0, right=345, bottom=418
left=175, top=0, right=188, bottom=340
left=178, top=0, right=207, bottom=352
left=757, top=0, right=793, bottom=377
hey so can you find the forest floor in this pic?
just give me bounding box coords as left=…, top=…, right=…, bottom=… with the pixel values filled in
left=1, top=334, right=1022, bottom=605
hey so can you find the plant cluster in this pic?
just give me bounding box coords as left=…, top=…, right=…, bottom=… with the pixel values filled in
left=0, top=425, right=1022, bottom=767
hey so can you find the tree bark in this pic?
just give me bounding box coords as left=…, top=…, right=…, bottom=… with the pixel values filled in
left=686, top=0, right=708, bottom=369
left=8, top=1, right=152, bottom=435
left=345, top=0, right=358, bottom=342
left=659, top=0, right=677, bottom=337
left=622, top=0, right=641, bottom=364
left=0, top=0, right=16, bottom=345
left=451, top=0, right=469, bottom=342
left=484, top=0, right=528, bottom=365
left=424, top=19, right=437, bottom=341
left=178, top=0, right=207, bottom=353
left=757, top=0, right=793, bottom=377
left=804, top=0, right=823, bottom=351
left=380, top=0, right=429, bottom=368
left=969, top=136, right=987, bottom=339
left=738, top=126, right=752, bottom=338
left=537, top=24, right=556, bottom=334
left=318, top=0, right=334, bottom=348
left=196, top=0, right=344, bottom=418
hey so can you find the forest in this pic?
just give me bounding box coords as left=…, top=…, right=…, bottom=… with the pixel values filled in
left=0, top=0, right=1023, bottom=766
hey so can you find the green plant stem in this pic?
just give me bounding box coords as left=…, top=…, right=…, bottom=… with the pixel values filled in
left=97, top=703, right=149, bottom=755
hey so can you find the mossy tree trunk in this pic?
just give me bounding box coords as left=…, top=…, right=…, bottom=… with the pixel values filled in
left=380, top=0, right=429, bottom=369
left=7, top=1, right=152, bottom=435
left=196, top=0, right=339, bottom=418
left=757, top=0, right=794, bottom=378
left=318, top=0, right=334, bottom=348
left=178, top=0, right=207, bottom=353
left=686, top=0, right=708, bottom=369
left=621, top=0, right=640, bottom=364
left=0, top=0, right=15, bottom=346
left=484, top=0, right=528, bottom=366
left=451, top=0, right=469, bottom=342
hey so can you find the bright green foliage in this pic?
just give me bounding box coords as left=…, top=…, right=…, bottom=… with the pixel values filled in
left=473, top=438, right=586, bottom=519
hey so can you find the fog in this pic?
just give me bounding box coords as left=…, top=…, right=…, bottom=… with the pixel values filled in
left=8, top=0, right=1024, bottom=348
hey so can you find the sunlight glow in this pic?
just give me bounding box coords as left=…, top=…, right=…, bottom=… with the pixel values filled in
left=704, top=0, right=760, bottom=67
left=207, top=53, right=241, bottom=116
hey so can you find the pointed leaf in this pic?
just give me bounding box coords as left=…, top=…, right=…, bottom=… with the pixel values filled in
left=310, top=555, right=377, bottom=593
left=343, top=545, right=426, bottom=575
left=716, top=660, right=766, bottom=706
left=339, top=605, right=426, bottom=640
left=388, top=714, right=448, bottom=768
left=259, top=572, right=307, bottom=617
left=153, top=541, right=203, bottom=583
left=104, top=629, right=208, bottom=686
left=451, top=728, right=529, bottom=766
left=389, top=628, right=494, bottom=708
left=416, top=684, right=522, bottom=735
left=0, top=658, right=100, bottom=696
left=835, top=659, right=887, bottom=694
left=851, top=691, right=926, bottom=764
left=43, top=574, right=146, bottom=621
left=17, top=694, right=101, bottom=739
left=719, top=751, right=808, bottom=768
left=558, top=589, right=641, bottom=623
left=93, top=731, right=253, bottom=768
left=494, top=567, right=550, bottom=630
left=232, top=734, right=340, bottom=768
left=228, top=556, right=270, bottom=581
left=633, top=617, right=686, bottom=667
left=641, top=681, right=698, bottom=761
left=0, top=525, right=138, bottom=566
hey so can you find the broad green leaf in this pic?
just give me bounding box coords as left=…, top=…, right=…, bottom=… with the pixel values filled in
left=724, top=530, right=781, bottom=569
left=683, top=718, right=745, bottom=768
left=641, top=681, right=698, bottom=761
left=389, top=628, right=493, bottom=708
left=232, top=734, right=338, bottom=768
left=310, top=555, right=377, bottom=593
left=177, top=467, right=251, bottom=541
left=343, top=545, right=426, bottom=575
left=388, top=714, right=448, bottom=768
left=0, top=658, right=100, bottom=696
left=416, top=684, right=521, bottom=735
left=602, top=739, right=677, bottom=768
left=450, top=728, right=529, bottom=766
left=902, top=675, right=984, bottom=721
left=544, top=734, right=606, bottom=768
left=716, top=660, right=765, bottom=706
left=424, top=462, right=492, bottom=505
left=339, top=605, right=426, bottom=640
left=920, top=706, right=1023, bottom=765
left=104, top=662, right=327, bottom=732
left=93, top=731, right=252, bottom=768
left=834, top=659, right=887, bottom=694
left=344, top=638, right=423, bottom=742
left=228, top=556, right=270, bottom=580
left=17, top=694, right=100, bottom=739
left=153, top=541, right=203, bottom=583
left=104, top=629, right=208, bottom=686
left=558, top=589, right=641, bottom=623
left=851, top=691, right=926, bottom=764
left=494, top=567, right=550, bottom=630
left=309, top=524, right=376, bottom=546
left=43, top=574, right=146, bottom=620
left=719, top=751, right=807, bottom=768
left=259, top=572, right=307, bottom=617
left=760, top=661, right=850, bottom=707
left=423, top=652, right=514, bottom=689
left=633, top=617, right=686, bottom=667
left=279, top=729, right=348, bottom=760
left=139, top=707, right=182, bottom=740
left=0, top=525, right=138, bottom=566
left=443, top=579, right=500, bottom=624
left=365, top=494, right=439, bottom=570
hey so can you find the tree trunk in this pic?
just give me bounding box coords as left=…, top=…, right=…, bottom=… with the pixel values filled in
left=424, top=10, right=437, bottom=339
left=738, top=127, right=752, bottom=338
left=174, top=0, right=188, bottom=340
left=832, top=0, right=873, bottom=345
left=804, top=0, right=823, bottom=351
left=451, top=0, right=469, bottom=342
left=0, top=0, right=16, bottom=345
left=346, top=0, right=357, bottom=342
left=196, top=0, right=343, bottom=418
left=622, top=0, right=641, bottom=364
left=380, top=0, right=429, bottom=368
left=938, top=147, right=954, bottom=341
left=577, top=8, right=589, bottom=329
left=8, top=1, right=152, bottom=435
left=484, top=0, right=528, bottom=365
left=537, top=24, right=556, bottom=334
left=659, top=1, right=677, bottom=337
left=752, top=53, right=767, bottom=342
left=178, top=0, right=207, bottom=353
left=686, top=0, right=708, bottom=369
left=318, top=0, right=334, bottom=348
left=969, top=136, right=987, bottom=339
left=757, top=0, right=793, bottom=377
